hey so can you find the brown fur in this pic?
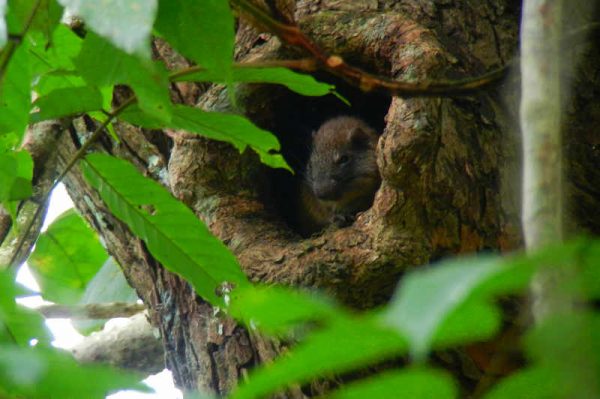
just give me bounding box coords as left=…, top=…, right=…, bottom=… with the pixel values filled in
left=298, top=116, right=380, bottom=234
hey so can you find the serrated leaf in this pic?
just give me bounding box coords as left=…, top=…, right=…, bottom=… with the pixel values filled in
left=0, top=270, right=51, bottom=346
left=155, top=0, right=233, bottom=74
left=231, top=317, right=407, bottom=399
left=0, top=345, right=149, bottom=398
left=120, top=105, right=290, bottom=171
left=74, top=257, right=138, bottom=333
left=229, top=285, right=342, bottom=336
left=31, top=86, right=103, bottom=122
left=75, top=32, right=171, bottom=121
left=28, top=209, right=108, bottom=305
left=58, top=0, right=156, bottom=57
left=177, top=67, right=335, bottom=97
left=383, top=256, right=535, bottom=360
left=82, top=154, right=248, bottom=306
left=0, top=43, right=31, bottom=138
left=328, top=368, right=458, bottom=399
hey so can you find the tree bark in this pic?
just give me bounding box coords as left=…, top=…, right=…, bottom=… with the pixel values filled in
left=49, top=0, right=599, bottom=396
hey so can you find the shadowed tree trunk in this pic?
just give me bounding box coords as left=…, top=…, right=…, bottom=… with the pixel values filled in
left=41, top=0, right=598, bottom=396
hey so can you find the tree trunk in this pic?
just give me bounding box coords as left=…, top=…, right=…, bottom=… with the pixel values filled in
left=52, top=0, right=599, bottom=396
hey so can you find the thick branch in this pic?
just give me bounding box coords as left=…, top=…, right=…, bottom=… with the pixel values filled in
left=36, top=302, right=145, bottom=319
left=71, top=313, right=164, bottom=374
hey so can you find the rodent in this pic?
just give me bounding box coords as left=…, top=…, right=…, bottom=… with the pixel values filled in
left=298, top=116, right=381, bottom=235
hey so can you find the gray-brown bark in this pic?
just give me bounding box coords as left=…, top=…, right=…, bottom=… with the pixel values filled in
left=34, top=0, right=598, bottom=396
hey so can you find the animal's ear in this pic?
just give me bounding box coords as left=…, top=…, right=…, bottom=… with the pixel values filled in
left=312, top=130, right=317, bottom=138
left=348, top=127, right=370, bottom=148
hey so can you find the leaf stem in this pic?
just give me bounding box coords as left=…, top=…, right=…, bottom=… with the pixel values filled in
left=0, top=0, right=42, bottom=82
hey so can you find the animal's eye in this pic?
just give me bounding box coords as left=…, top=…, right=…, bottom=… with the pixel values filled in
left=336, top=154, right=350, bottom=165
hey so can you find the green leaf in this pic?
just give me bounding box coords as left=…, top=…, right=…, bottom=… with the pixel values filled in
left=230, top=285, right=342, bottom=336
left=527, top=312, right=599, bottom=397
left=328, top=368, right=458, bottom=399
left=30, top=24, right=82, bottom=71
left=0, top=270, right=51, bottom=346
left=557, top=238, right=600, bottom=300
left=0, top=150, right=33, bottom=202
left=28, top=209, right=109, bottom=305
left=0, top=345, right=149, bottom=398
left=28, top=25, right=84, bottom=95
left=155, top=0, right=233, bottom=73
left=120, top=105, right=290, bottom=170
left=74, top=257, right=138, bottom=333
left=80, top=258, right=138, bottom=306
left=383, top=256, right=535, bottom=360
left=177, top=67, right=335, bottom=97
left=31, top=86, right=103, bottom=122
left=484, top=367, right=569, bottom=399
left=487, top=311, right=600, bottom=399
left=0, top=43, right=31, bottom=138
left=82, top=154, right=248, bottom=306
left=231, top=317, right=407, bottom=399
left=6, top=0, right=62, bottom=39
left=75, top=32, right=171, bottom=121
left=57, top=0, right=157, bottom=57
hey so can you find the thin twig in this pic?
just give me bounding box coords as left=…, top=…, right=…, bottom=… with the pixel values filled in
left=0, top=0, right=42, bottom=81
left=35, top=302, right=146, bottom=319
left=8, top=96, right=136, bottom=268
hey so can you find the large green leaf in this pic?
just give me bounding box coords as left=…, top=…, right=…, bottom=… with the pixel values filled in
left=31, top=86, right=103, bottom=122
left=155, top=0, right=233, bottom=74
left=328, top=368, right=458, bottom=399
left=177, top=67, right=335, bottom=97
left=525, top=312, right=599, bottom=398
left=484, top=367, right=569, bottom=399
left=0, top=150, right=33, bottom=202
left=74, top=257, right=138, bottom=333
left=0, top=44, right=31, bottom=137
left=120, top=104, right=290, bottom=170
left=75, top=32, right=171, bottom=121
left=0, top=345, right=149, bottom=398
left=57, top=0, right=156, bottom=57
left=0, top=148, right=33, bottom=226
left=230, top=285, right=342, bottom=336
left=231, top=317, right=407, bottom=399
left=82, top=154, right=248, bottom=306
left=383, top=256, right=535, bottom=360
left=79, top=258, right=138, bottom=306
left=28, top=209, right=109, bottom=305
left=28, top=25, right=85, bottom=95
left=0, top=270, right=51, bottom=347
left=6, top=0, right=62, bottom=39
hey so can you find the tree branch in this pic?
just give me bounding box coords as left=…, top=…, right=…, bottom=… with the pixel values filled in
left=230, top=0, right=509, bottom=96
left=36, top=302, right=145, bottom=319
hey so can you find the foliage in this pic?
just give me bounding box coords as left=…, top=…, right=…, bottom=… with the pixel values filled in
left=0, top=1, right=598, bottom=399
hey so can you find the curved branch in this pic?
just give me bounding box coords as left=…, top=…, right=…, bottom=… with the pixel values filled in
left=230, top=0, right=509, bottom=96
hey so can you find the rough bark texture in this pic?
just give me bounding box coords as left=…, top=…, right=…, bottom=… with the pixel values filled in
left=44, top=0, right=598, bottom=397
